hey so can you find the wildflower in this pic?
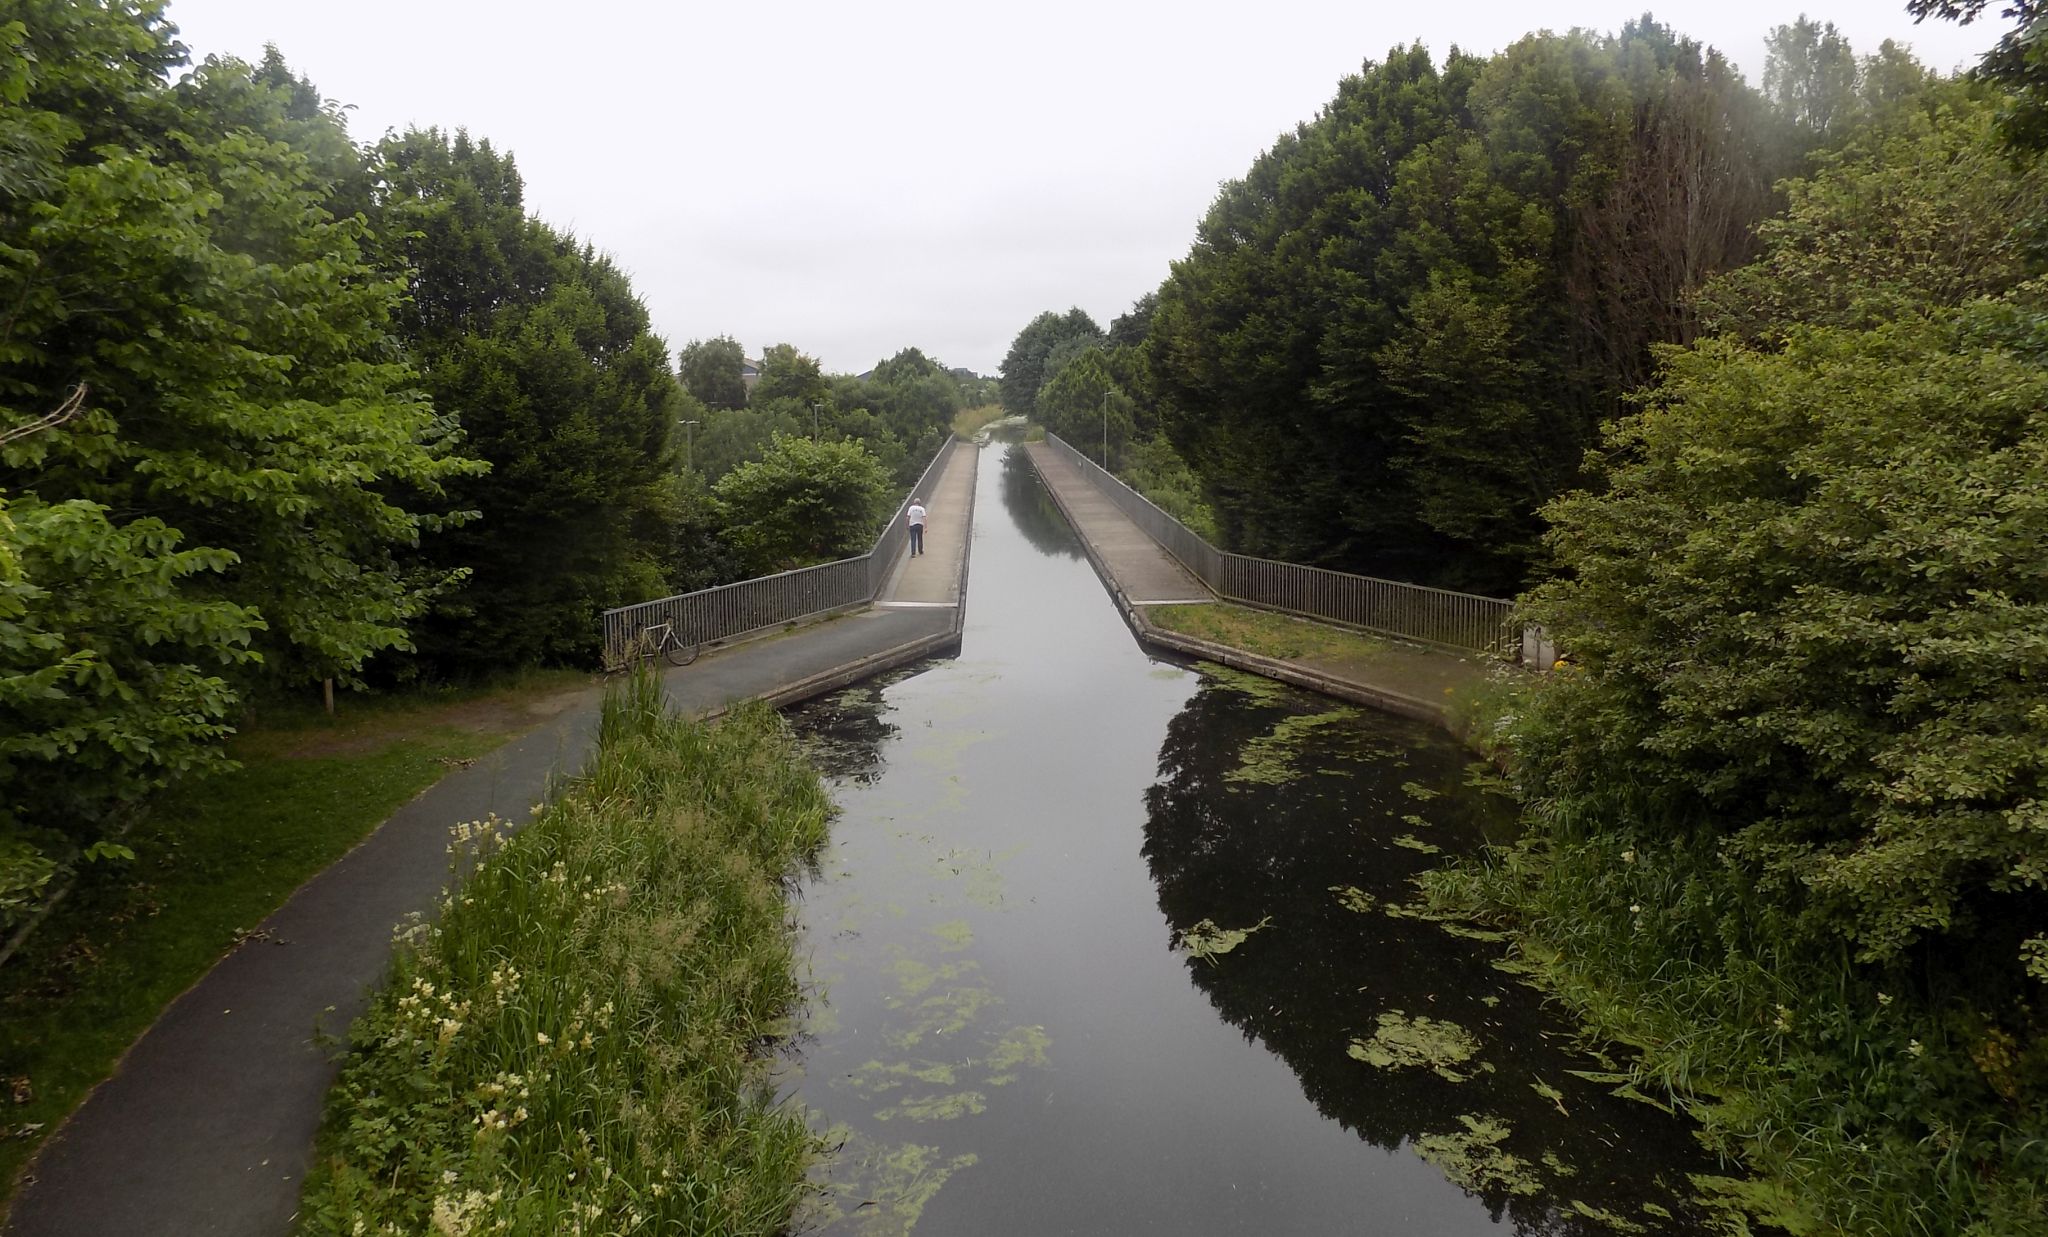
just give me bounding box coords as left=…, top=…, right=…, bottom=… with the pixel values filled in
left=536, top=1031, right=552, bottom=1046
left=1620, top=849, right=1635, bottom=864
left=1909, top=1039, right=1925, bottom=1057
left=1773, top=1005, right=1793, bottom=1032
left=1878, top=992, right=1893, bottom=1007
left=1628, top=904, right=1642, bottom=914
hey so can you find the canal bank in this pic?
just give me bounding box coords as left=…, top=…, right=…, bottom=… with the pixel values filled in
left=786, top=435, right=1745, bottom=1236
left=4, top=451, right=979, bottom=1237
left=1020, top=441, right=1500, bottom=731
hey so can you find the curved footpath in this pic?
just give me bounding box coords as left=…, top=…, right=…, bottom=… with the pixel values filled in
left=4, top=447, right=977, bottom=1237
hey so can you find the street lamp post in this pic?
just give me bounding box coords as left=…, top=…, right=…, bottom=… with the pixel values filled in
left=1101, top=392, right=1110, bottom=467
left=679, top=418, right=700, bottom=470
left=811, top=402, right=822, bottom=439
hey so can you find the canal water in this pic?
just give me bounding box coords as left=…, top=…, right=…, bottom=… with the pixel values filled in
left=782, top=438, right=1732, bottom=1235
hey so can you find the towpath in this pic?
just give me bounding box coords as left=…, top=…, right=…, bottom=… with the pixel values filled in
left=4, top=447, right=978, bottom=1237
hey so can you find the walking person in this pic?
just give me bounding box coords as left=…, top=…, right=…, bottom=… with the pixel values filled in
left=907, top=497, right=927, bottom=556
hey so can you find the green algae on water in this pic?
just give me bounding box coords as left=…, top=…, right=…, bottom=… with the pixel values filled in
left=876, top=1089, right=988, bottom=1123
left=982, top=1024, right=1050, bottom=1085
left=1227, top=709, right=1360, bottom=787
left=806, top=1129, right=979, bottom=1237
left=927, top=919, right=974, bottom=952
left=1330, top=885, right=1379, bottom=914
left=1413, top=1114, right=1542, bottom=1197
left=1401, top=780, right=1441, bottom=801
left=1196, top=663, right=1297, bottom=706
left=844, top=1059, right=961, bottom=1098
left=1348, top=1011, right=1488, bottom=1082
left=1393, top=834, right=1442, bottom=855
left=1175, top=916, right=1272, bottom=963
left=1568, top=1198, right=1648, bottom=1232
left=886, top=982, right=1000, bottom=1048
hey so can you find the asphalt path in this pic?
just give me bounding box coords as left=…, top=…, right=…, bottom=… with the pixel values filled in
left=5, top=604, right=958, bottom=1237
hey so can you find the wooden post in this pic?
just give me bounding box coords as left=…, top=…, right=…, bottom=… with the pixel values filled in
left=323, top=677, right=335, bottom=716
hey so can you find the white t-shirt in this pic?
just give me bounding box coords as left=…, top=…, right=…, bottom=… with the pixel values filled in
left=907, top=503, right=927, bottom=526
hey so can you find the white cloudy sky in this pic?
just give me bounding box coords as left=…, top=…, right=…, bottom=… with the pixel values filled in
left=164, top=1, right=2006, bottom=377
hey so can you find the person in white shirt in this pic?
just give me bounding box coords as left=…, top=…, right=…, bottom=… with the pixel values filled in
left=907, top=498, right=927, bottom=556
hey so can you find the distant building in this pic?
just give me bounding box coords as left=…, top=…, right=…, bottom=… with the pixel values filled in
left=741, top=358, right=761, bottom=391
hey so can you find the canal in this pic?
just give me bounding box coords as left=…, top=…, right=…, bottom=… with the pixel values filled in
left=783, top=435, right=1732, bottom=1235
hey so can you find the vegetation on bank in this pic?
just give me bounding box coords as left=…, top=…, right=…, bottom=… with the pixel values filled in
left=296, top=685, right=830, bottom=1236
left=1419, top=89, right=2048, bottom=1237
left=0, top=671, right=585, bottom=1203
left=1148, top=603, right=1387, bottom=665
left=2, top=0, right=980, bottom=972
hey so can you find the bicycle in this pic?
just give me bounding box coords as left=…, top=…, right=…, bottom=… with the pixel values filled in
left=618, top=619, right=699, bottom=669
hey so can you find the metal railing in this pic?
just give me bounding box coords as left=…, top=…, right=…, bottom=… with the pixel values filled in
left=602, top=437, right=960, bottom=667
left=1040, top=433, right=1516, bottom=658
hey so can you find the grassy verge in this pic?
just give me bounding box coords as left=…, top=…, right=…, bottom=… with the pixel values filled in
left=1421, top=682, right=2048, bottom=1237
left=1148, top=602, right=1388, bottom=663
left=294, top=681, right=830, bottom=1235
left=0, top=670, right=588, bottom=1205
left=950, top=404, right=1009, bottom=438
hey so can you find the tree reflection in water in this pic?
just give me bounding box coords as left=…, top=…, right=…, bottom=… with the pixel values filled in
left=997, top=442, right=1086, bottom=560
left=1142, top=671, right=1730, bottom=1234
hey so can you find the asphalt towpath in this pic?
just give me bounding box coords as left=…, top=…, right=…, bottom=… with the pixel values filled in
left=6, top=449, right=978, bottom=1237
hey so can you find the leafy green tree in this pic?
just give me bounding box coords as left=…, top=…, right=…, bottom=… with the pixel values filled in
left=372, top=128, right=681, bottom=669
left=1698, top=94, right=2048, bottom=341
left=693, top=403, right=802, bottom=483
left=1, top=3, right=481, bottom=690
left=1149, top=27, right=1787, bottom=593
left=753, top=343, right=829, bottom=407
left=678, top=335, right=748, bottom=410
left=711, top=433, right=890, bottom=574
left=862, top=347, right=961, bottom=455
left=1036, top=347, right=1132, bottom=464
left=0, top=491, right=261, bottom=915
left=998, top=309, right=1101, bottom=416
left=1910, top=0, right=2048, bottom=151
left=1764, top=16, right=1861, bottom=141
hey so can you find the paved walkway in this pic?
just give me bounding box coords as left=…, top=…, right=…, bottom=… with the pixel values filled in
left=1023, top=442, right=1494, bottom=728
left=6, top=463, right=978, bottom=1237
left=880, top=440, right=974, bottom=608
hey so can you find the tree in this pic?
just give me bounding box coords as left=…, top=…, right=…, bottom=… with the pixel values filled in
left=1909, top=0, right=2048, bottom=151
left=679, top=335, right=748, bottom=410
left=0, top=492, right=261, bottom=917
left=372, top=128, right=682, bottom=669
left=0, top=4, right=481, bottom=690
left=1696, top=94, right=2048, bottom=342
left=998, top=309, right=1101, bottom=416
left=753, top=343, right=828, bottom=407
left=1148, top=28, right=1787, bottom=593
left=711, top=434, right=890, bottom=575
left=1764, top=17, right=1861, bottom=141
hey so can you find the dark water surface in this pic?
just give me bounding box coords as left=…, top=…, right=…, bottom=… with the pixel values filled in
left=782, top=440, right=1729, bottom=1235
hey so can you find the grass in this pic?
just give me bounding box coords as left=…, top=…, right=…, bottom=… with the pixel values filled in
left=294, top=679, right=831, bottom=1235
left=1148, top=601, right=1388, bottom=662
left=0, top=670, right=588, bottom=1208
left=950, top=404, right=1009, bottom=438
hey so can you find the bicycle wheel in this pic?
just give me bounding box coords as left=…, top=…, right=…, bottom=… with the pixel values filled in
left=665, top=634, right=699, bottom=666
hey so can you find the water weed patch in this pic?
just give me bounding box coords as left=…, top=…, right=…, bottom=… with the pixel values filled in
left=295, top=680, right=831, bottom=1236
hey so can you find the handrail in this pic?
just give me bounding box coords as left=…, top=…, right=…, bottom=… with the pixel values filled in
left=602, top=437, right=960, bottom=667
left=1040, top=433, right=1516, bottom=658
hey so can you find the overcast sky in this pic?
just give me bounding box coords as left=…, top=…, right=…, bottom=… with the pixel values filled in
left=163, top=1, right=2006, bottom=377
